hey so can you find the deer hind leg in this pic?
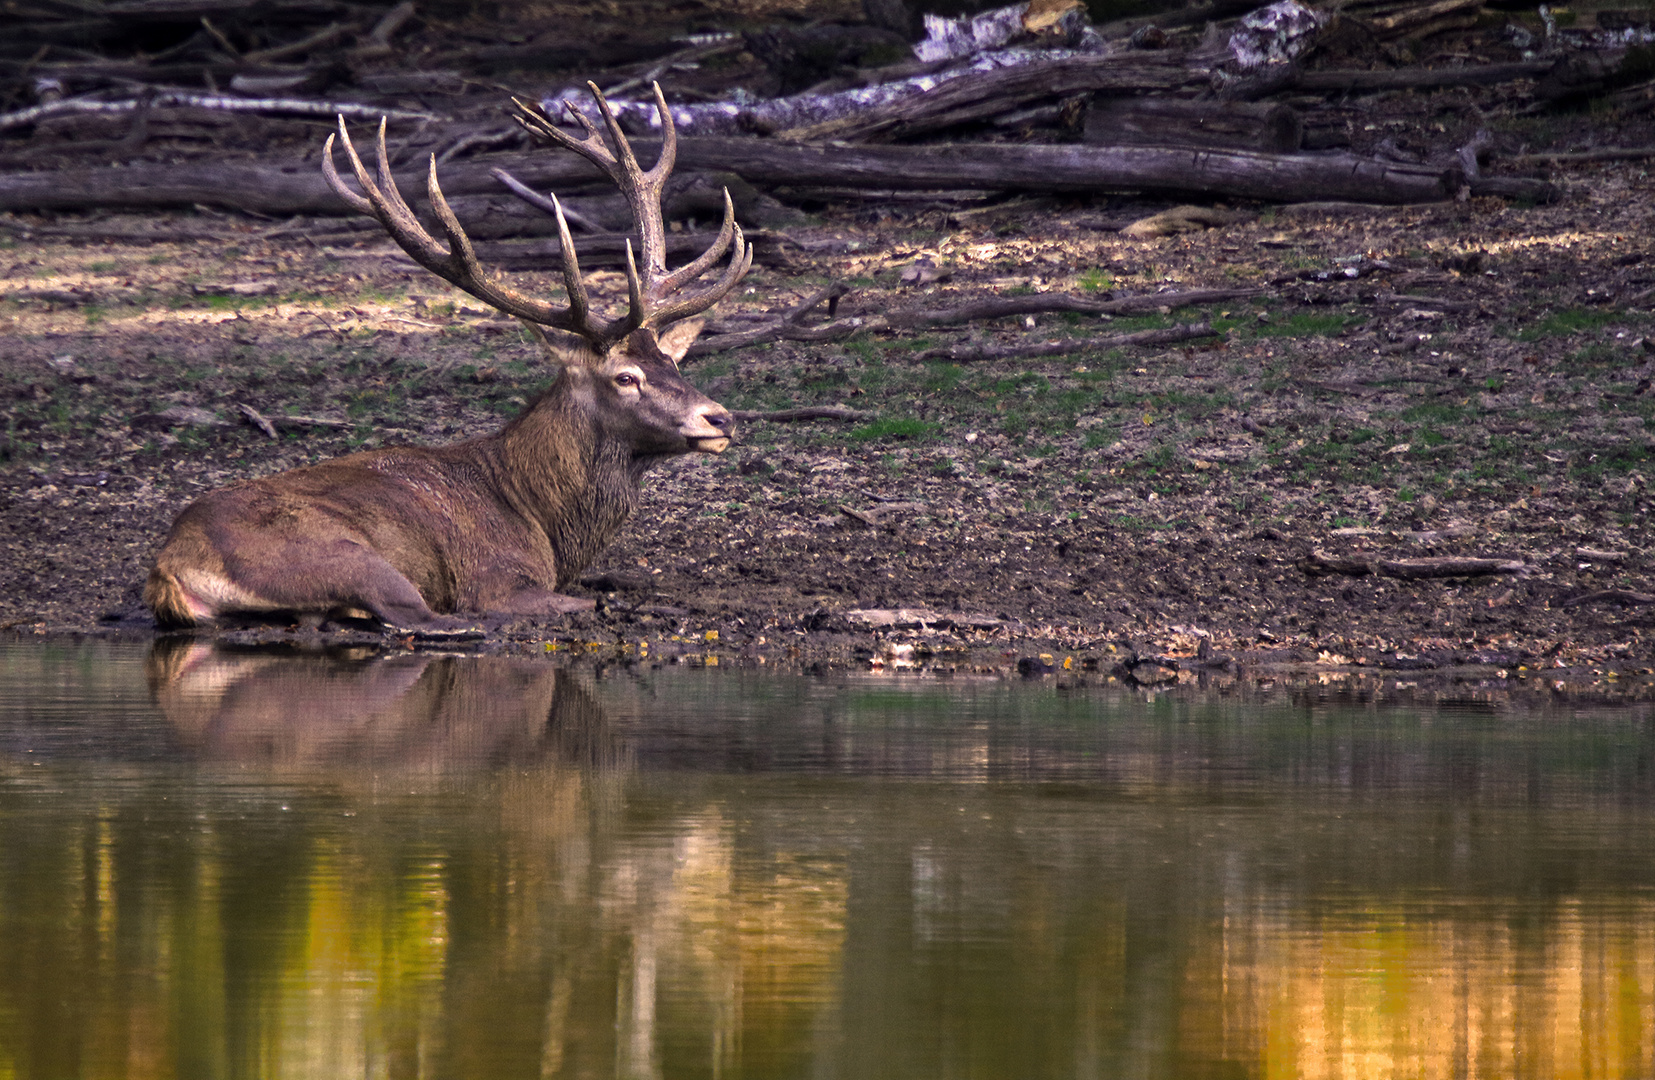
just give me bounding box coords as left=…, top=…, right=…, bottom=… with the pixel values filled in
left=213, top=538, right=483, bottom=637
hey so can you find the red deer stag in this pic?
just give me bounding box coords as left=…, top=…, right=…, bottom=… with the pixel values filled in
left=145, top=83, right=750, bottom=635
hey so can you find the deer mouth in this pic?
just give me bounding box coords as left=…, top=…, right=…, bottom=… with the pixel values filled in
left=685, top=435, right=731, bottom=454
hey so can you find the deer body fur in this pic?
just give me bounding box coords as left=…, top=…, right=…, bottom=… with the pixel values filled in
left=145, top=85, right=748, bottom=635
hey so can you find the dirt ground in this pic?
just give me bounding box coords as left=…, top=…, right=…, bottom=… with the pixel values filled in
left=5, top=11, right=1655, bottom=682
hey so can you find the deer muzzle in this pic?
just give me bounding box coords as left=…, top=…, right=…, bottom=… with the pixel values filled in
left=684, top=405, right=734, bottom=454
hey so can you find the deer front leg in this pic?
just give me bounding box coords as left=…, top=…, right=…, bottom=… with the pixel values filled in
left=459, top=563, right=597, bottom=618
left=487, top=589, right=598, bottom=616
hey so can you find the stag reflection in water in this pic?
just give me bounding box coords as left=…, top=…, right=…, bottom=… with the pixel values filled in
left=145, top=640, right=624, bottom=773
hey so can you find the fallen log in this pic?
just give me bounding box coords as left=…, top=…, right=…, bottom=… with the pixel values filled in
left=1358, top=0, right=1485, bottom=37
left=1295, top=61, right=1558, bottom=93
left=778, top=53, right=1202, bottom=142
left=675, top=139, right=1467, bottom=204
left=0, top=137, right=1476, bottom=214
left=1084, top=97, right=1303, bottom=153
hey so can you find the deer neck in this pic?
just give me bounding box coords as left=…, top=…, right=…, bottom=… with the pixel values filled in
left=491, top=371, right=647, bottom=584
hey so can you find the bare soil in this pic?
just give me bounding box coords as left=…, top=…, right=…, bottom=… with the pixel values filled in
left=5, top=49, right=1655, bottom=682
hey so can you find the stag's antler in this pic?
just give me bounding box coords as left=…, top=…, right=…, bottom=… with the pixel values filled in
left=512, top=82, right=751, bottom=339
left=321, top=82, right=750, bottom=353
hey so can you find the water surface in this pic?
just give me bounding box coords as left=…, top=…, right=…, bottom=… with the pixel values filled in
left=1, top=640, right=1652, bottom=1079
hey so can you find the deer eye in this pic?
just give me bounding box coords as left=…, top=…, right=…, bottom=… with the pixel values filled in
left=614, top=372, right=639, bottom=388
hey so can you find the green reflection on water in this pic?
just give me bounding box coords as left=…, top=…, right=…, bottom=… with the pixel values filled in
left=0, top=641, right=1652, bottom=1080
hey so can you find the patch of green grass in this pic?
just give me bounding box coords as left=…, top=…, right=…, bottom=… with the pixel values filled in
left=1400, top=401, right=1470, bottom=425
left=1114, top=515, right=1177, bottom=531
left=1571, top=445, right=1652, bottom=481
left=1083, top=427, right=1118, bottom=450
left=87, top=260, right=118, bottom=274
left=922, top=361, right=964, bottom=395
left=1078, top=267, right=1114, bottom=293
left=849, top=417, right=940, bottom=442
left=1514, top=307, right=1622, bottom=341
left=1563, top=342, right=1620, bottom=370
left=1123, top=444, right=1178, bottom=478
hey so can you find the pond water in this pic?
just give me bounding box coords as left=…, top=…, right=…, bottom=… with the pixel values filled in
left=1, top=640, right=1653, bottom=1080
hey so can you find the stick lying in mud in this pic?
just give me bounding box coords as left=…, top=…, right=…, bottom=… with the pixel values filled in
left=1301, top=551, right=1531, bottom=579
left=1562, top=589, right=1655, bottom=608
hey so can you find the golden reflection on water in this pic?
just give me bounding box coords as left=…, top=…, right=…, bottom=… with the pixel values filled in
left=1190, top=904, right=1655, bottom=1080
left=0, top=641, right=1652, bottom=1079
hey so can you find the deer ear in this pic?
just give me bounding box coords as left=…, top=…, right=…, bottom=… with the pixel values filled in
left=655, top=319, right=705, bottom=363
left=519, top=319, right=589, bottom=368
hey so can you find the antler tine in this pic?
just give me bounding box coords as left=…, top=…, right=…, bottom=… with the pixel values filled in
left=644, top=223, right=752, bottom=330
left=321, top=128, right=374, bottom=217
left=548, top=192, right=598, bottom=337
left=643, top=82, right=677, bottom=185
left=322, top=115, right=581, bottom=335
left=511, top=95, right=616, bottom=172
left=325, top=118, right=429, bottom=256
left=655, top=187, right=740, bottom=297
left=580, top=81, right=673, bottom=286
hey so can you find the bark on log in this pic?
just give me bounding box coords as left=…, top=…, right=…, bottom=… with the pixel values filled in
left=1085, top=96, right=1303, bottom=153
left=0, top=137, right=1471, bottom=213
left=592, top=139, right=1468, bottom=205
left=1296, top=61, right=1558, bottom=92
left=779, top=54, right=1202, bottom=141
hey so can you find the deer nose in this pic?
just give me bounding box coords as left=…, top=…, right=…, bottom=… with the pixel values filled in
left=703, top=406, right=733, bottom=433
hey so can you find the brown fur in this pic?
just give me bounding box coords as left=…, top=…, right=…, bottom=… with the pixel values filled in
left=145, top=326, right=729, bottom=633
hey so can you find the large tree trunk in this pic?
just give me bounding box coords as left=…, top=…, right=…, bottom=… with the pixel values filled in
left=0, top=136, right=1517, bottom=214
